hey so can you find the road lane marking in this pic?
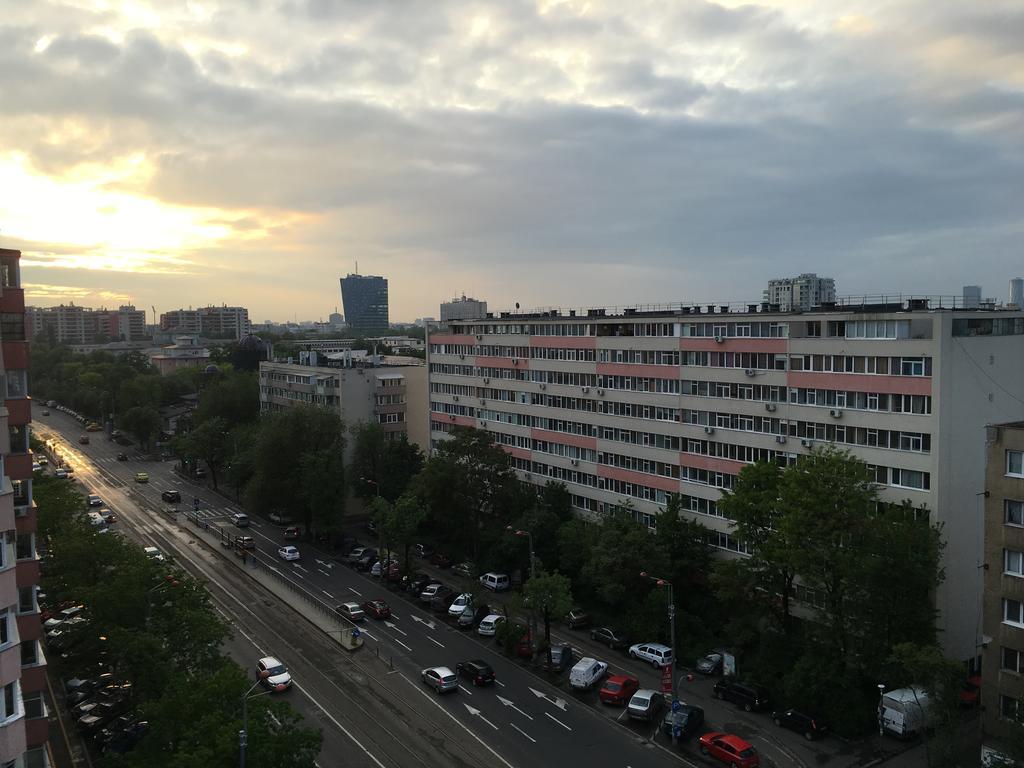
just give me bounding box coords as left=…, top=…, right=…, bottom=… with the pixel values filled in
left=510, top=723, right=536, bottom=743
left=383, top=621, right=406, bottom=636
left=294, top=564, right=308, bottom=572
left=496, top=695, right=533, bottom=720
left=427, top=637, right=445, bottom=649
left=293, top=681, right=388, bottom=768
left=395, top=638, right=413, bottom=651
left=463, top=703, right=498, bottom=731
left=459, top=685, right=474, bottom=695
left=400, top=674, right=515, bottom=768
left=528, top=686, right=568, bottom=711
left=545, top=711, right=572, bottom=731
left=348, top=587, right=362, bottom=596
left=410, top=615, right=436, bottom=630
left=319, top=569, right=331, bottom=577
left=322, top=590, right=334, bottom=599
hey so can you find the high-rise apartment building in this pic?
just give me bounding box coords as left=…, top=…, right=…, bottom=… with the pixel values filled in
left=340, top=274, right=389, bottom=331
left=440, top=295, right=488, bottom=322
left=1010, top=279, right=1023, bottom=310
left=258, top=355, right=427, bottom=456
left=763, top=274, right=836, bottom=312
left=982, top=421, right=1024, bottom=758
left=159, top=306, right=251, bottom=339
left=27, top=304, right=147, bottom=343
left=428, top=298, right=1024, bottom=662
left=0, top=249, right=48, bottom=766
left=964, top=285, right=983, bottom=309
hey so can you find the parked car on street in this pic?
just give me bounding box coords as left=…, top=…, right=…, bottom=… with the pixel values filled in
left=628, top=642, right=674, bottom=669
left=419, top=583, right=449, bottom=604
left=452, top=561, right=477, bottom=578
left=448, top=593, right=473, bottom=618
left=565, top=608, right=590, bottom=629
left=713, top=678, right=771, bottom=712
left=87, top=494, right=103, bottom=507
left=412, top=543, right=434, bottom=559
left=771, top=708, right=828, bottom=740
left=456, top=660, right=495, bottom=687
left=458, top=604, right=491, bottom=629
left=429, top=552, right=453, bottom=569
left=627, top=689, right=665, bottom=721
left=477, top=614, right=505, bottom=637
left=479, top=572, right=510, bottom=591
left=696, top=651, right=725, bottom=676
left=698, top=733, right=760, bottom=768
left=421, top=666, right=458, bottom=694
left=569, top=657, right=608, bottom=690
left=599, top=674, right=639, bottom=705
left=590, top=626, right=630, bottom=650
left=661, top=704, right=705, bottom=741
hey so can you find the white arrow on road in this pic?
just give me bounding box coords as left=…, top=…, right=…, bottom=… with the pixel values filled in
left=528, top=687, right=567, bottom=711
left=315, top=559, right=335, bottom=569
left=410, top=615, right=436, bottom=630
left=384, top=621, right=407, bottom=636
left=463, top=704, right=499, bottom=731
left=496, top=695, right=534, bottom=720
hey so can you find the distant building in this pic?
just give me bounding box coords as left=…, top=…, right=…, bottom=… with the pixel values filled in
left=27, top=303, right=148, bottom=343
left=149, top=335, right=212, bottom=375
left=964, top=285, right=982, bottom=309
left=159, top=306, right=251, bottom=339
left=340, top=274, right=389, bottom=331
left=982, top=422, right=1024, bottom=758
left=1010, top=279, right=1023, bottom=310
left=440, top=294, right=488, bottom=322
left=366, top=336, right=425, bottom=353
left=763, top=274, right=836, bottom=312
left=328, top=312, right=345, bottom=328
left=258, top=354, right=427, bottom=458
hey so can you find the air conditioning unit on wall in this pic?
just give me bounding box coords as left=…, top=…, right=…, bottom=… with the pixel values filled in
left=830, top=409, right=843, bottom=418
left=776, top=435, right=787, bottom=444
left=704, top=426, right=715, bottom=435
left=801, top=438, right=812, bottom=447
left=745, top=369, right=755, bottom=377
left=765, top=403, right=776, bottom=412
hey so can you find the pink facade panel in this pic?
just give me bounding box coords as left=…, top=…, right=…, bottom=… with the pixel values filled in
left=15, top=615, right=40, bottom=644
left=4, top=454, right=32, bottom=482
left=530, top=429, right=597, bottom=451
left=429, top=334, right=476, bottom=346
left=681, top=338, right=788, bottom=353
left=679, top=453, right=747, bottom=475
left=475, top=356, right=516, bottom=369
left=787, top=371, right=932, bottom=396
left=502, top=446, right=532, bottom=461
left=597, top=464, right=680, bottom=493
left=450, top=416, right=477, bottom=428
left=596, top=363, right=680, bottom=379
left=531, top=336, right=596, bottom=349
left=3, top=399, right=29, bottom=425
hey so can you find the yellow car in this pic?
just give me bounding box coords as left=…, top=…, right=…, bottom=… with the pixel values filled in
left=86, top=423, right=102, bottom=432
left=134, top=472, right=149, bottom=484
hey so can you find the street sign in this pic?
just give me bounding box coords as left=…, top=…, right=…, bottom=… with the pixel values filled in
left=351, top=627, right=361, bottom=639
left=661, top=663, right=673, bottom=695
left=671, top=699, right=681, bottom=712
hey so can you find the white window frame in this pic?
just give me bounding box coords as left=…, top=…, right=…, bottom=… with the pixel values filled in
left=1008, top=451, right=1024, bottom=478
left=1007, top=500, right=1024, bottom=527
left=1003, top=646, right=1023, bottom=674
left=1005, top=598, right=1024, bottom=627
left=1007, top=549, right=1024, bottom=578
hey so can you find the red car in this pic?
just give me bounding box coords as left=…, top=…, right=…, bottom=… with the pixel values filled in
left=960, top=675, right=982, bottom=707
left=362, top=600, right=391, bottom=620
left=699, top=733, right=760, bottom=768
left=599, top=674, right=640, bottom=705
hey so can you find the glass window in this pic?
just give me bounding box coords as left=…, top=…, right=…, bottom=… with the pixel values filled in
left=1005, top=598, right=1024, bottom=626
left=1007, top=500, right=1024, bottom=526
left=1007, top=550, right=1024, bottom=577
left=1009, top=451, right=1024, bottom=477
left=20, top=640, right=37, bottom=667
left=1002, top=646, right=1022, bottom=674
left=1002, top=694, right=1020, bottom=720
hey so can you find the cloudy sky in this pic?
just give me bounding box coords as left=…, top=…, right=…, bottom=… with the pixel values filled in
left=2, top=0, right=1022, bottom=322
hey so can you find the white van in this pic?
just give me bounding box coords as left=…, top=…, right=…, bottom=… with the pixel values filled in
left=880, top=687, right=932, bottom=738
left=569, top=657, right=608, bottom=690
left=479, top=572, right=510, bottom=592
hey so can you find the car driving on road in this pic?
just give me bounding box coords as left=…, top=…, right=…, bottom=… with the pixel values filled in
left=256, top=657, right=292, bottom=691
left=421, top=666, right=458, bottom=694
left=160, top=490, right=181, bottom=503
left=277, top=546, right=300, bottom=561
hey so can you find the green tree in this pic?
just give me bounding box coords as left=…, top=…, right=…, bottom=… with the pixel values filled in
left=888, top=643, right=965, bottom=768
left=717, top=461, right=799, bottom=632
left=523, top=571, right=573, bottom=664
left=378, top=492, right=426, bottom=573
left=120, top=405, right=163, bottom=451
left=350, top=424, right=423, bottom=503
left=175, top=417, right=230, bottom=490
left=298, top=440, right=347, bottom=535
left=194, top=370, right=259, bottom=427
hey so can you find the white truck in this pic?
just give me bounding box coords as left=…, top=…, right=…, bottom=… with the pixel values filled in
left=880, top=687, right=932, bottom=738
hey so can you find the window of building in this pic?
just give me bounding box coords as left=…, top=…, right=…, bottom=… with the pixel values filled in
left=22, top=691, right=43, bottom=720
left=17, top=586, right=34, bottom=614
left=1002, top=646, right=1022, bottom=674
left=20, top=640, right=37, bottom=667
left=1009, top=451, right=1024, bottom=478
left=1001, top=694, right=1021, bottom=720
left=1008, top=500, right=1024, bottom=527
left=1005, top=598, right=1024, bottom=627
left=1007, top=550, right=1024, bottom=577
left=0, top=682, right=17, bottom=721
left=900, top=357, right=925, bottom=376
left=891, top=468, right=930, bottom=490
left=0, top=610, right=8, bottom=647
left=15, top=533, right=32, bottom=561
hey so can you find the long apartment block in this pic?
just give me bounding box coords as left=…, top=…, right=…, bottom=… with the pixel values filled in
left=428, top=299, right=1024, bottom=662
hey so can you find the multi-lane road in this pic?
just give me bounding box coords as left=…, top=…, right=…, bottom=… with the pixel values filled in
left=37, top=409, right=851, bottom=768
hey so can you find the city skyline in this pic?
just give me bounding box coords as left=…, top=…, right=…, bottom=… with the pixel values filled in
left=2, top=1, right=1022, bottom=321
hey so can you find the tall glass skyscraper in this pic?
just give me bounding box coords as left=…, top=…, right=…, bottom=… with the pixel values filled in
left=340, top=274, right=389, bottom=330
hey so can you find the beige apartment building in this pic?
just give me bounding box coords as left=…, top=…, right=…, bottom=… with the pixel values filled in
left=982, top=422, right=1024, bottom=761
left=428, top=298, right=1024, bottom=663
left=258, top=357, right=428, bottom=458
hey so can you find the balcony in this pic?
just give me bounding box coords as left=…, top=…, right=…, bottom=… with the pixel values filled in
left=0, top=343, right=27, bottom=370
left=3, top=454, right=31, bottom=482
left=0, top=290, right=24, bottom=315
left=2, top=400, right=29, bottom=426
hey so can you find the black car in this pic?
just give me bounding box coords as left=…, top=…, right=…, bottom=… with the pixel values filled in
left=695, top=652, right=724, bottom=676
left=355, top=552, right=379, bottom=572
left=713, top=677, right=771, bottom=712
left=95, top=713, right=138, bottom=745
left=406, top=572, right=436, bottom=595
left=456, top=660, right=496, bottom=686
left=661, top=704, right=705, bottom=741
left=430, top=552, right=453, bottom=569
left=566, top=608, right=590, bottom=629
left=430, top=590, right=459, bottom=613
left=103, top=720, right=148, bottom=754
left=590, top=626, right=630, bottom=650
left=458, top=604, right=492, bottom=629
left=161, top=490, right=181, bottom=503
left=772, top=708, right=828, bottom=740
left=115, top=453, right=128, bottom=461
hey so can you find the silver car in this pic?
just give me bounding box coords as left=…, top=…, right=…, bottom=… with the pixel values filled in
left=421, top=666, right=458, bottom=694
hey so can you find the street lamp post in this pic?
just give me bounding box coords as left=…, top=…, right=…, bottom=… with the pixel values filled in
left=240, top=679, right=276, bottom=768
left=877, top=683, right=886, bottom=736
left=641, top=571, right=677, bottom=744
left=507, top=526, right=536, bottom=656
left=361, top=476, right=384, bottom=562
